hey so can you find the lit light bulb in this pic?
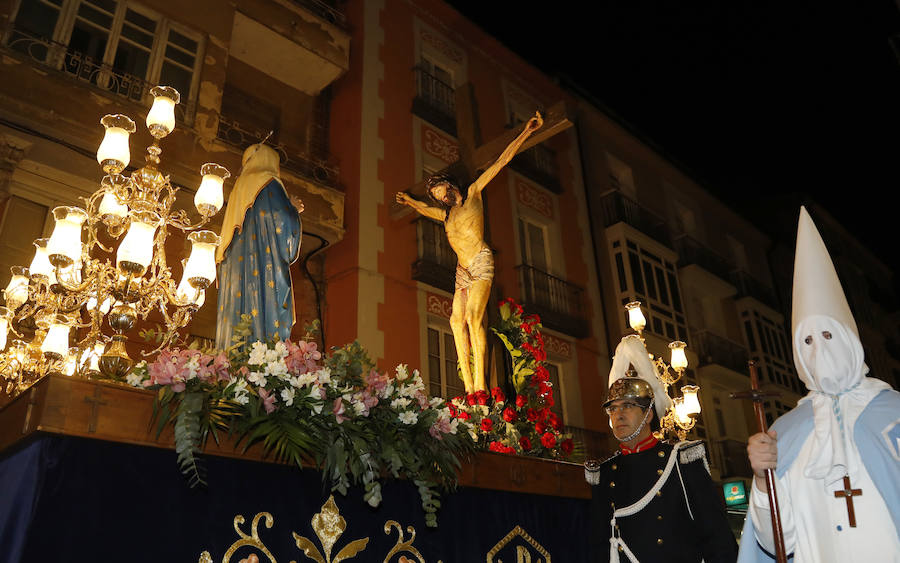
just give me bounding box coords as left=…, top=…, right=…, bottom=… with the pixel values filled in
left=673, top=397, right=692, bottom=426
left=0, top=306, right=10, bottom=350
left=47, top=206, right=87, bottom=268
left=681, top=385, right=701, bottom=415
left=194, top=163, right=229, bottom=216
left=626, top=301, right=646, bottom=333
left=669, top=341, right=688, bottom=372
left=4, top=266, right=30, bottom=310
left=41, top=317, right=70, bottom=359
left=146, top=86, right=180, bottom=138
left=63, top=348, right=79, bottom=376
left=175, top=277, right=205, bottom=307
left=117, top=212, right=159, bottom=276
left=29, top=239, right=54, bottom=281
left=181, top=231, right=219, bottom=289
left=96, top=114, right=136, bottom=174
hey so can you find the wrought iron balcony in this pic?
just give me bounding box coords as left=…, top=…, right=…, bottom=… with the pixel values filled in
left=216, top=114, right=340, bottom=190
left=729, top=270, right=779, bottom=310
left=692, top=330, right=749, bottom=374
left=3, top=27, right=195, bottom=123
left=674, top=235, right=734, bottom=281
left=412, top=218, right=457, bottom=293
left=517, top=265, right=588, bottom=338
left=411, top=67, right=456, bottom=136
left=711, top=439, right=753, bottom=478
left=509, top=144, right=561, bottom=193
left=596, top=190, right=672, bottom=248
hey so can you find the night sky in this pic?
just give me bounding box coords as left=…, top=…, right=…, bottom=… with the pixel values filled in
left=446, top=0, right=900, bottom=286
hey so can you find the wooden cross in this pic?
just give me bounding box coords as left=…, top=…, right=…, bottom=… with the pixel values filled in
left=834, top=475, right=862, bottom=527
left=390, top=82, right=573, bottom=219
left=84, top=385, right=107, bottom=433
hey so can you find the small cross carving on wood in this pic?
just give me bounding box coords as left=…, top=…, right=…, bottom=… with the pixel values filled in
left=84, top=385, right=107, bottom=433
left=834, top=475, right=863, bottom=527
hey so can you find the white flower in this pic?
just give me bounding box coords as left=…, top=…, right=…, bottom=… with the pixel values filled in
left=185, top=355, right=200, bottom=380
left=266, top=358, right=288, bottom=378
left=380, top=383, right=394, bottom=399
left=449, top=418, right=460, bottom=435
left=125, top=372, right=144, bottom=388
left=312, top=401, right=323, bottom=414
left=315, top=367, right=332, bottom=385
left=248, top=341, right=268, bottom=365
left=273, top=340, right=288, bottom=358
left=395, top=364, right=409, bottom=381
left=234, top=392, right=249, bottom=405
left=391, top=397, right=411, bottom=409
left=280, top=387, right=296, bottom=407
left=247, top=371, right=267, bottom=387
left=429, top=397, right=444, bottom=408
left=398, top=411, right=418, bottom=425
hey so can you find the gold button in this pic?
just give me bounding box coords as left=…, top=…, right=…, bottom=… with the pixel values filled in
left=610, top=481, right=616, bottom=488
left=658, top=451, right=665, bottom=458
left=656, top=490, right=662, bottom=497
left=618, top=545, right=624, bottom=552
left=610, top=502, right=615, bottom=509
left=657, top=538, right=664, bottom=545
left=657, top=469, right=663, bottom=475
left=657, top=515, right=663, bottom=521
left=612, top=464, right=617, bottom=470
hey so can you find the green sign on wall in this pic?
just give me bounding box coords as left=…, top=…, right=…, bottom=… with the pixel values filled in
left=723, top=480, right=747, bottom=506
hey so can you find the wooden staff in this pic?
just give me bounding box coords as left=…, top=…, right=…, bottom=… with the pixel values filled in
left=730, top=361, right=787, bottom=563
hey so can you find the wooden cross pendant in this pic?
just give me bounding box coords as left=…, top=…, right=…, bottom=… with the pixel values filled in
left=834, top=475, right=862, bottom=527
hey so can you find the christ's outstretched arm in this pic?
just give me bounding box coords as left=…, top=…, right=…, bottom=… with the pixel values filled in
left=395, top=191, right=446, bottom=222
left=469, top=111, right=544, bottom=196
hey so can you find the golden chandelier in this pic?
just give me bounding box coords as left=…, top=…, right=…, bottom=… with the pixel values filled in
left=1, top=86, right=228, bottom=395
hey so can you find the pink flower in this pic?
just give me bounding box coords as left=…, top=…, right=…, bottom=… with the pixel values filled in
left=212, top=352, right=231, bottom=381
left=258, top=387, right=277, bottom=414
left=332, top=397, right=348, bottom=424
left=148, top=350, right=177, bottom=386
left=429, top=416, right=452, bottom=440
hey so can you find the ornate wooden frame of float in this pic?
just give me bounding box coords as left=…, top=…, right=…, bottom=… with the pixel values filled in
left=0, top=374, right=589, bottom=500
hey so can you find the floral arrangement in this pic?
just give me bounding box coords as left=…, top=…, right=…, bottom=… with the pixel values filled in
left=448, top=298, right=573, bottom=458
left=132, top=298, right=573, bottom=527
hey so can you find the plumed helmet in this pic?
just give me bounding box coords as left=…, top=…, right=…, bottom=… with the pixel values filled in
left=602, top=375, right=654, bottom=410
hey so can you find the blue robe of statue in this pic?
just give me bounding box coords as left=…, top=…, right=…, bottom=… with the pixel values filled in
left=216, top=178, right=301, bottom=348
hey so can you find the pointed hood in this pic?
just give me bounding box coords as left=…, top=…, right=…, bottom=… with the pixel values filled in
left=791, top=206, right=858, bottom=339
left=607, top=334, right=673, bottom=420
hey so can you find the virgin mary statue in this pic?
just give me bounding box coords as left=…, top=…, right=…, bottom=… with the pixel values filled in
left=215, top=143, right=303, bottom=349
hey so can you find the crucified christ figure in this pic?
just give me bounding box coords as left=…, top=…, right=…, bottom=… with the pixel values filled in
left=395, top=111, right=543, bottom=393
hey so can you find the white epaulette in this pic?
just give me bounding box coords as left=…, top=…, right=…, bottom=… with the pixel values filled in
left=584, top=452, right=619, bottom=485
left=678, top=440, right=710, bottom=474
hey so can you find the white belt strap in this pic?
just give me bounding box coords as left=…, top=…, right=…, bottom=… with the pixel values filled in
left=609, top=442, right=684, bottom=563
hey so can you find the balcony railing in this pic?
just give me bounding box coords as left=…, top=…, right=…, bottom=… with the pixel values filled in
left=412, top=218, right=457, bottom=293
left=517, top=265, right=588, bottom=338
left=597, top=190, right=672, bottom=248
left=674, top=235, right=734, bottom=281
left=692, top=330, right=749, bottom=374
left=730, top=270, right=779, bottom=310
left=711, top=439, right=753, bottom=478
left=216, top=114, right=340, bottom=190
left=510, top=144, right=561, bottom=193
left=411, top=67, right=456, bottom=136
left=3, top=27, right=195, bottom=123
left=288, top=0, right=346, bottom=27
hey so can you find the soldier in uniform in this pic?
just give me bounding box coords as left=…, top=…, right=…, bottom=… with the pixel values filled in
left=585, top=337, right=737, bottom=562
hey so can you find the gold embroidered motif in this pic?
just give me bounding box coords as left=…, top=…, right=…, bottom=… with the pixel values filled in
left=383, top=521, right=427, bottom=563
left=198, top=551, right=213, bottom=563
left=293, top=495, right=369, bottom=563
left=486, top=525, right=551, bottom=562
left=268, top=281, right=275, bottom=288
left=216, top=512, right=277, bottom=563
left=252, top=309, right=258, bottom=317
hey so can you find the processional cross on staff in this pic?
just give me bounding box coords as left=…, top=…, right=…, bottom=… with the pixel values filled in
left=392, top=83, right=572, bottom=393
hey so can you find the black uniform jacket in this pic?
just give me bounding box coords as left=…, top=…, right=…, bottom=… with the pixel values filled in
left=589, top=440, right=737, bottom=563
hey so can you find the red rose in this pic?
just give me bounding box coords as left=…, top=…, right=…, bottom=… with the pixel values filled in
left=519, top=436, right=532, bottom=451
left=538, top=381, right=552, bottom=396
left=457, top=411, right=471, bottom=421
left=516, top=395, right=528, bottom=408
left=535, top=421, right=547, bottom=434
left=534, top=366, right=549, bottom=382
left=466, top=393, right=477, bottom=406
left=541, top=432, right=557, bottom=448
left=544, top=394, right=555, bottom=407
left=475, top=390, right=490, bottom=406
left=481, top=418, right=494, bottom=432
left=548, top=412, right=562, bottom=430
left=526, top=408, right=539, bottom=422
left=561, top=438, right=574, bottom=455
left=503, top=445, right=516, bottom=454
left=489, top=440, right=504, bottom=452
left=491, top=387, right=506, bottom=403
left=521, top=322, right=533, bottom=335
left=538, top=407, right=550, bottom=421
left=503, top=407, right=517, bottom=423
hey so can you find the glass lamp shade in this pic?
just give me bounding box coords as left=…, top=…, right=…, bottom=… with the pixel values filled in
left=86, top=295, right=113, bottom=315
left=182, top=231, right=219, bottom=289
left=146, top=86, right=180, bottom=138
left=89, top=341, right=106, bottom=372
left=673, top=397, right=693, bottom=426
left=12, top=339, right=27, bottom=365
left=626, top=301, right=647, bottom=332
left=681, top=385, right=701, bottom=415
left=97, top=114, right=136, bottom=173
left=176, top=277, right=205, bottom=307
left=63, top=348, right=79, bottom=376
left=41, top=318, right=70, bottom=359
left=47, top=206, right=88, bottom=267
left=4, top=267, right=30, bottom=310
left=117, top=212, right=159, bottom=275
left=98, top=191, right=128, bottom=220
left=0, top=306, right=10, bottom=350
left=669, top=341, right=688, bottom=371
left=194, top=163, right=229, bottom=216
left=28, top=240, right=57, bottom=285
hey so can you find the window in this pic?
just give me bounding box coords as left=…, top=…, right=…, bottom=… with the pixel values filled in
left=0, top=196, right=51, bottom=288
left=427, top=325, right=465, bottom=400
left=8, top=0, right=202, bottom=116
left=518, top=217, right=550, bottom=271
left=417, top=55, right=454, bottom=115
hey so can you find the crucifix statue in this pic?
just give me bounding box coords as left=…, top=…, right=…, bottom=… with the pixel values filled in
left=393, top=84, right=571, bottom=393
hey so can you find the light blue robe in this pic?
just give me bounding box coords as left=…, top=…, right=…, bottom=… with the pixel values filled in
left=737, top=388, right=900, bottom=561
left=215, top=179, right=301, bottom=349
